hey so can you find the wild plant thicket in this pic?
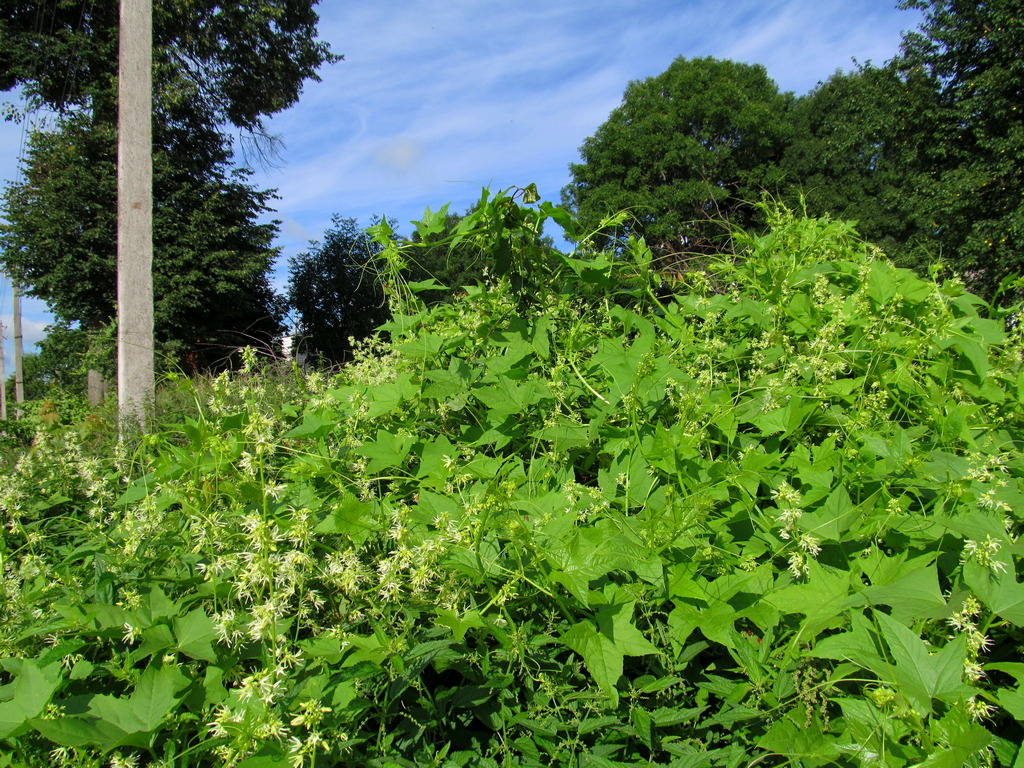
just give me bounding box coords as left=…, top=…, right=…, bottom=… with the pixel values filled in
left=1, top=194, right=1023, bottom=768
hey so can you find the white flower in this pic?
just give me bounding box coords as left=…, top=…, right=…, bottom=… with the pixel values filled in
left=798, top=534, right=822, bottom=557
left=122, top=622, right=141, bottom=646
left=962, top=536, right=1009, bottom=574
left=788, top=552, right=809, bottom=579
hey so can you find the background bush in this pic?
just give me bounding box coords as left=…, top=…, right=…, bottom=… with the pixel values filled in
left=1, top=198, right=1022, bottom=768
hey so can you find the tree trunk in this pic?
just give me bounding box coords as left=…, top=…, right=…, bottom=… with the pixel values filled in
left=87, top=368, right=109, bottom=406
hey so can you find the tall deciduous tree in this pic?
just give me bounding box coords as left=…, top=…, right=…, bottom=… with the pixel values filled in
left=287, top=216, right=390, bottom=365
left=892, top=0, right=1024, bottom=298
left=404, top=210, right=490, bottom=306
left=562, top=56, right=793, bottom=265
left=3, top=322, right=90, bottom=402
left=0, top=1, right=337, bottom=368
left=3, top=113, right=285, bottom=369
left=0, top=1, right=334, bottom=135
left=780, top=64, right=939, bottom=261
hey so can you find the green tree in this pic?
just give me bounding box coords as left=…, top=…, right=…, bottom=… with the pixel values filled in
left=0, top=1, right=337, bottom=368
left=4, top=321, right=94, bottom=405
left=2, top=115, right=285, bottom=369
left=0, top=1, right=334, bottom=135
left=404, top=210, right=490, bottom=305
left=5, top=353, right=46, bottom=404
left=892, top=0, right=1024, bottom=298
left=562, top=56, right=793, bottom=266
left=780, top=64, right=939, bottom=260
left=287, top=216, right=390, bottom=365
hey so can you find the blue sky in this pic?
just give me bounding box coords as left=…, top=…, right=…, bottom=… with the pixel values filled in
left=1, top=0, right=922, bottom=373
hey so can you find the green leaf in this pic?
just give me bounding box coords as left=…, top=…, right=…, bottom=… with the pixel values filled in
left=630, top=706, right=652, bottom=748
left=30, top=716, right=117, bottom=749
left=667, top=601, right=703, bottom=651
left=434, top=608, right=486, bottom=642
left=592, top=335, right=654, bottom=403
left=115, top=484, right=150, bottom=507
left=811, top=611, right=886, bottom=672
left=927, top=634, right=970, bottom=702
left=950, top=336, right=990, bottom=382
left=314, top=492, right=374, bottom=543
left=560, top=620, right=622, bottom=703
left=857, top=564, right=949, bottom=624
left=358, top=374, right=419, bottom=418
left=916, top=709, right=994, bottom=767
left=298, top=636, right=345, bottom=664
left=283, top=408, right=335, bottom=439
left=764, top=560, right=853, bottom=638
left=963, top=560, right=1024, bottom=626
left=413, top=203, right=451, bottom=240
left=866, top=261, right=898, bottom=307
left=128, top=664, right=190, bottom=732
left=532, top=418, right=591, bottom=452
left=531, top=316, right=551, bottom=359
left=88, top=664, right=189, bottom=737
left=173, top=608, right=218, bottom=662
left=873, top=611, right=968, bottom=716
left=474, top=377, right=549, bottom=418
left=996, top=686, right=1024, bottom=720
left=134, top=586, right=178, bottom=627
left=133, top=624, right=174, bottom=662
left=757, top=715, right=840, bottom=761
left=798, top=484, right=861, bottom=541
left=0, top=661, right=62, bottom=739
left=354, top=429, right=415, bottom=472
left=237, top=747, right=289, bottom=767
left=201, top=666, right=228, bottom=708
left=595, top=597, right=658, bottom=658
left=407, top=278, right=446, bottom=294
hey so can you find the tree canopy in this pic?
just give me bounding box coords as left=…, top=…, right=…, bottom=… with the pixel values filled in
left=890, top=0, right=1024, bottom=296
left=562, top=56, right=793, bottom=265
left=287, top=216, right=390, bottom=365
left=565, top=8, right=1023, bottom=302
left=779, top=64, right=939, bottom=261
left=0, top=1, right=336, bottom=133
left=3, top=321, right=90, bottom=403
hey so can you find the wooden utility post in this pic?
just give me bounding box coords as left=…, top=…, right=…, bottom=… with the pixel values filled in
left=117, top=0, right=154, bottom=433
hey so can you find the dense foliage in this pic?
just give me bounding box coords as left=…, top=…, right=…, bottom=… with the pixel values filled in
left=562, top=56, right=792, bottom=265
left=2, top=116, right=285, bottom=369
left=779, top=64, right=937, bottom=261
left=286, top=216, right=391, bottom=365
left=402, top=208, right=495, bottom=308
left=890, top=0, right=1024, bottom=297
left=290, top=200, right=563, bottom=358
left=1, top=196, right=1022, bottom=767
left=565, top=2, right=1024, bottom=302
left=0, top=0, right=335, bottom=137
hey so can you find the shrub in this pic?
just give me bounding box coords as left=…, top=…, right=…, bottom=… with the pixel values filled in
left=0, top=197, right=1022, bottom=767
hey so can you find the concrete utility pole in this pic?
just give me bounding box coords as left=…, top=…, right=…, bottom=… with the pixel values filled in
left=0, top=317, right=6, bottom=421
left=117, top=0, right=154, bottom=433
left=13, top=283, right=24, bottom=414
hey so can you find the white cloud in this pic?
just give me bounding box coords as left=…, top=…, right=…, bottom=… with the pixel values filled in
left=280, top=217, right=312, bottom=244
left=373, top=137, right=427, bottom=174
